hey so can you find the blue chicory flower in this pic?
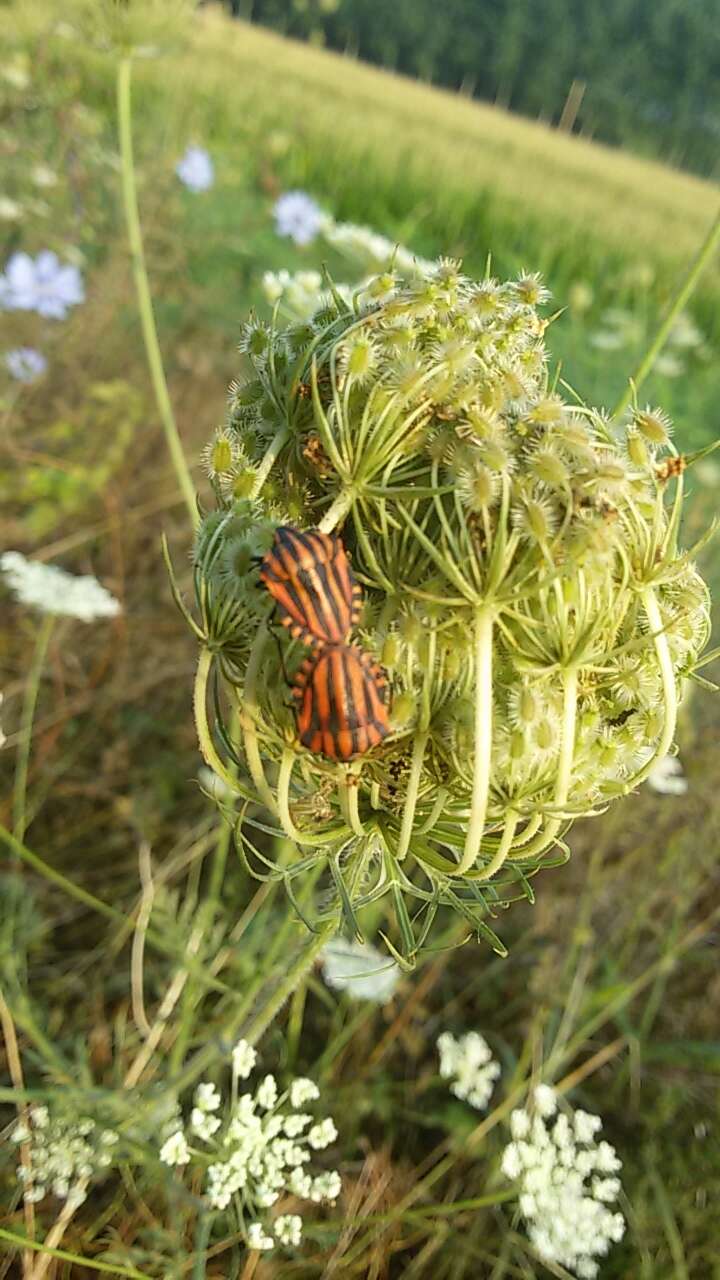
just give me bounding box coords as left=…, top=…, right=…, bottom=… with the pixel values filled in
left=0, top=251, right=84, bottom=319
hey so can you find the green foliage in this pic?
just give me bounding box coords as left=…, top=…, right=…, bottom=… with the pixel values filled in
left=1, top=381, right=142, bottom=538
left=244, top=0, right=720, bottom=178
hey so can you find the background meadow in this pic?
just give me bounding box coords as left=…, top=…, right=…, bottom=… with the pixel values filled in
left=1, top=2, right=720, bottom=1276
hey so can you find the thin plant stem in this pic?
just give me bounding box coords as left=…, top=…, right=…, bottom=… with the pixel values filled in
left=612, top=204, right=720, bottom=420
left=237, top=629, right=278, bottom=814
left=171, top=912, right=338, bottom=1095
left=458, top=607, right=493, bottom=874
left=634, top=586, right=678, bottom=777
left=116, top=57, right=196, bottom=525
left=13, top=615, right=54, bottom=844
left=240, top=916, right=338, bottom=1047
left=0, top=825, right=236, bottom=1000
left=0, top=986, right=34, bottom=1276
left=514, top=666, right=578, bottom=860
left=29, top=1179, right=90, bottom=1280
left=472, top=811, right=519, bottom=882
left=193, top=648, right=242, bottom=795
left=0, top=1230, right=152, bottom=1280
left=318, top=489, right=354, bottom=534
left=396, top=729, right=430, bottom=862
left=191, top=1212, right=214, bottom=1280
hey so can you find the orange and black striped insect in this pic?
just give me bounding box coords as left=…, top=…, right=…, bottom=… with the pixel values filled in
left=292, top=644, right=390, bottom=761
left=259, top=526, right=362, bottom=648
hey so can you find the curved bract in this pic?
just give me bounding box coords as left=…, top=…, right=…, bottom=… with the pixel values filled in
left=186, top=260, right=711, bottom=960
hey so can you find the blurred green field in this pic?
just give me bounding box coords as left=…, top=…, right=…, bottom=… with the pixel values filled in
left=2, top=3, right=720, bottom=1277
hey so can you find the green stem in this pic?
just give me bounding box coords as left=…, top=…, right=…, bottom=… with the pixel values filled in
left=240, top=917, right=338, bottom=1047
left=193, top=648, right=240, bottom=794
left=519, top=666, right=578, bottom=859
left=0, top=1229, right=153, bottom=1280
left=318, top=488, right=354, bottom=534
left=116, top=57, right=196, bottom=525
left=171, top=913, right=338, bottom=1094
left=191, top=1212, right=214, bottom=1280
left=473, top=811, right=519, bottom=882
left=396, top=730, right=429, bottom=861
left=13, top=614, right=54, bottom=844
left=458, top=607, right=494, bottom=874
left=630, top=586, right=678, bottom=784
left=238, top=627, right=278, bottom=813
left=612, top=204, right=720, bottom=419
left=251, top=427, right=289, bottom=499
left=0, top=825, right=236, bottom=999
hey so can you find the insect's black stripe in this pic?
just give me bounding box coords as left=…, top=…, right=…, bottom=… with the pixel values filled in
left=338, top=648, right=361, bottom=732
left=325, top=559, right=355, bottom=633
left=305, top=560, right=345, bottom=638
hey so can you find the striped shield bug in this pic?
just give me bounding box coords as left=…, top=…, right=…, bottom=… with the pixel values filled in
left=259, top=525, right=362, bottom=648
left=292, top=644, right=390, bottom=760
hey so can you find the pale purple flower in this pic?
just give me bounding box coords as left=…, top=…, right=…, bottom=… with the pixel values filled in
left=4, top=348, right=48, bottom=382
left=176, top=146, right=214, bottom=193
left=0, top=251, right=84, bottom=319
left=273, top=191, right=324, bottom=246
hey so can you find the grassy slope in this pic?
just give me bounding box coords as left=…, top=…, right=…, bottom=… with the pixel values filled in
left=2, top=5, right=720, bottom=1278
left=187, top=15, right=720, bottom=267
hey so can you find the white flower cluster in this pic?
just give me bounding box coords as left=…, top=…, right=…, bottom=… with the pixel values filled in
left=267, top=191, right=434, bottom=322
left=321, top=937, right=401, bottom=1003
left=501, top=1086, right=625, bottom=1278
left=159, top=1041, right=341, bottom=1253
left=647, top=753, right=688, bottom=796
left=321, top=217, right=434, bottom=278
left=1, top=551, right=121, bottom=621
left=261, top=268, right=330, bottom=322
left=437, top=1031, right=501, bottom=1110
left=11, top=1105, right=119, bottom=1206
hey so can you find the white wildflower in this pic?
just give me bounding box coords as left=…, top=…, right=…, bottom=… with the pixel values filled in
left=309, top=1170, right=342, bottom=1202
left=159, top=1130, right=190, bottom=1167
left=308, top=1119, right=337, bottom=1150
left=1, top=551, right=121, bottom=621
left=0, top=197, right=23, bottom=221
left=321, top=937, right=401, bottom=1003
left=437, top=1031, right=501, bottom=1111
left=3, top=61, right=30, bottom=90
left=0, top=250, right=84, bottom=318
left=176, top=146, right=214, bottom=193
left=190, top=1109, right=222, bottom=1141
left=273, top=191, right=325, bottom=246
left=290, top=1078, right=319, bottom=1107
left=32, top=166, right=58, bottom=189
left=284, top=1113, right=312, bottom=1137
left=247, top=1222, right=274, bottom=1251
left=169, top=1050, right=340, bottom=1251
left=14, top=1106, right=119, bottom=1203
left=533, top=1083, right=558, bottom=1117
left=321, top=217, right=434, bottom=278
left=195, top=1082, right=221, bottom=1112
left=261, top=268, right=326, bottom=322
left=647, top=753, right=688, bottom=795
left=502, top=1094, right=625, bottom=1277
left=275, top=1213, right=303, bottom=1247
left=289, top=1168, right=313, bottom=1197
left=256, top=1074, right=278, bottom=1110
left=232, top=1038, right=257, bottom=1079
